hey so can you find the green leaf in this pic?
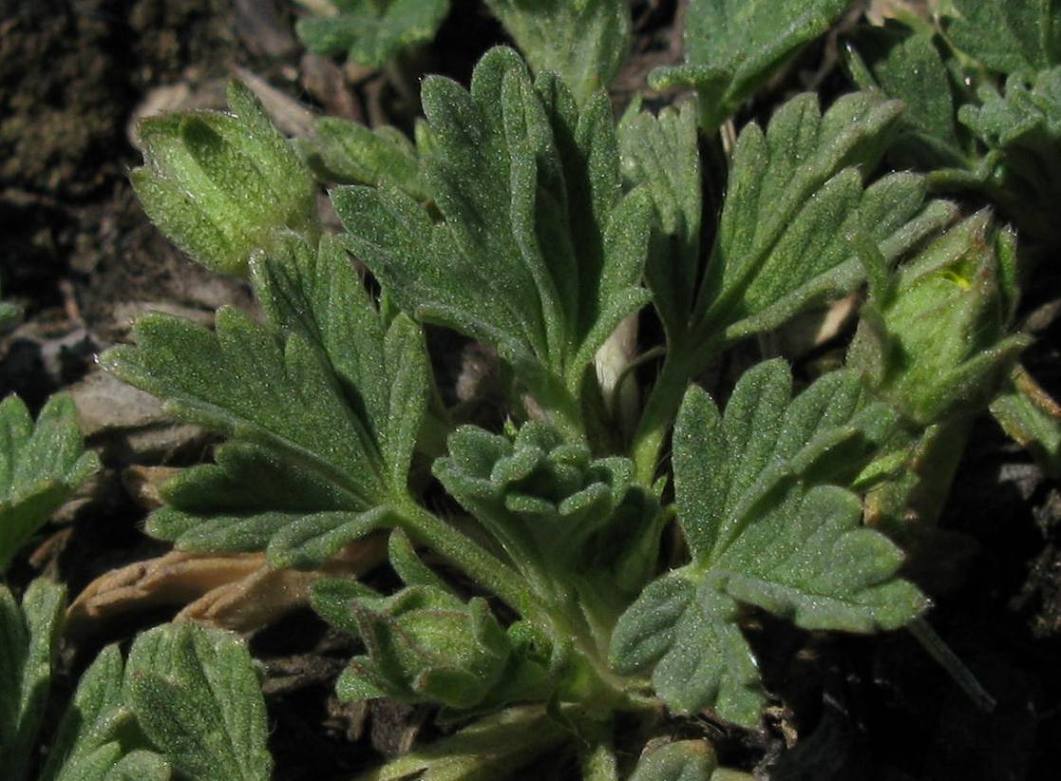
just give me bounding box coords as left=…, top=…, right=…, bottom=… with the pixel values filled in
left=0, top=394, right=99, bottom=574
left=0, top=579, right=65, bottom=781
left=132, top=81, right=318, bottom=276
left=125, top=623, right=271, bottom=781
left=42, top=645, right=171, bottom=781
left=699, top=91, right=955, bottom=345
left=434, top=421, right=662, bottom=614
left=845, top=24, right=967, bottom=167
left=302, top=117, right=430, bottom=201
left=629, top=740, right=717, bottom=781
left=611, top=366, right=925, bottom=726
left=617, top=100, right=702, bottom=342
left=946, top=0, right=1061, bottom=76
left=651, top=0, right=851, bottom=131
left=103, top=236, right=430, bottom=567
left=296, top=0, right=450, bottom=68
left=483, top=0, right=630, bottom=105
left=333, top=47, right=651, bottom=432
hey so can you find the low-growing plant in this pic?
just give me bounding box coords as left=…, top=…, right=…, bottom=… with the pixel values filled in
left=5, top=2, right=1056, bottom=780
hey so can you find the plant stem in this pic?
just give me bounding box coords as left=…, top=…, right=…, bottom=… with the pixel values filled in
left=630, top=348, right=696, bottom=486
left=395, top=497, right=541, bottom=619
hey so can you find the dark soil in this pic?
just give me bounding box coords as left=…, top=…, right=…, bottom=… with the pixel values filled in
left=2, top=1, right=1059, bottom=779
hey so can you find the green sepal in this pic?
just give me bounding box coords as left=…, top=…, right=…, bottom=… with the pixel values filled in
left=990, top=367, right=1061, bottom=477
left=124, top=623, right=271, bottom=781
left=650, top=0, right=851, bottom=131
left=131, top=81, right=318, bottom=276
left=296, top=0, right=450, bottom=69
left=0, top=579, right=65, bottom=781
left=315, top=582, right=518, bottom=710
left=0, top=394, right=99, bottom=574
left=848, top=212, right=1029, bottom=426
left=483, top=0, right=631, bottom=105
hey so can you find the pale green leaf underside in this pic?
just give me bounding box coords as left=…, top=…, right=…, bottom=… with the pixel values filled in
left=629, top=740, right=717, bottom=781
left=0, top=394, right=99, bottom=573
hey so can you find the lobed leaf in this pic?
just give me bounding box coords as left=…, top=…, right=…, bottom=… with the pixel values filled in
left=104, top=236, right=429, bottom=567
left=125, top=623, right=271, bottom=781
left=334, top=47, right=651, bottom=427
left=946, top=0, right=1061, bottom=77
left=0, top=394, right=99, bottom=574
left=483, top=0, right=630, bottom=105
left=651, top=0, right=851, bottom=131
left=612, top=364, right=925, bottom=725
left=296, top=0, right=450, bottom=68
left=0, top=579, right=65, bottom=781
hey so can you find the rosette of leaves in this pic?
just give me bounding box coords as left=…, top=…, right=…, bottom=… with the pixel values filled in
left=333, top=47, right=653, bottom=441
left=1, top=394, right=99, bottom=574
left=650, top=0, right=852, bottom=132
left=434, top=421, right=663, bottom=640
left=0, top=580, right=270, bottom=781
left=610, top=361, right=926, bottom=727
left=295, top=0, right=450, bottom=69
left=131, top=81, right=319, bottom=276
left=620, top=89, right=957, bottom=481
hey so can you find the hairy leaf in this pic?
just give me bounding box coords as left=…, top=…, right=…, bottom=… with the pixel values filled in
left=333, top=48, right=651, bottom=431
left=302, top=117, right=430, bottom=201
left=991, top=368, right=1061, bottom=476
left=0, top=579, right=65, bottom=781
left=629, top=740, right=717, bottom=781
left=699, top=91, right=955, bottom=345
left=483, top=0, right=630, bottom=104
left=0, top=394, right=99, bottom=573
left=126, top=623, right=271, bottom=781
left=617, top=100, right=702, bottom=342
left=296, top=0, right=450, bottom=68
left=845, top=24, right=967, bottom=167
left=103, top=236, right=429, bottom=567
left=612, top=365, right=925, bottom=725
left=434, top=421, right=662, bottom=613
left=351, top=705, right=567, bottom=781
left=651, top=0, right=851, bottom=131
left=946, top=0, right=1061, bottom=76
